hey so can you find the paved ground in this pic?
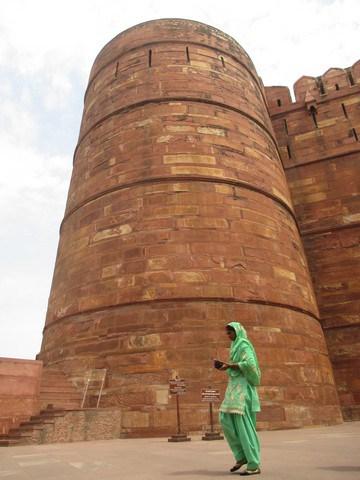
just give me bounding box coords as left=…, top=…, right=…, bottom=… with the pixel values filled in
left=0, top=422, right=359, bottom=479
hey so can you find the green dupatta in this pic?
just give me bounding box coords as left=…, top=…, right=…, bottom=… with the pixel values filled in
left=219, top=322, right=261, bottom=415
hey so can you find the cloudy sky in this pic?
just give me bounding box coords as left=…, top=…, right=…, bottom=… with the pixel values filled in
left=0, top=0, right=358, bottom=359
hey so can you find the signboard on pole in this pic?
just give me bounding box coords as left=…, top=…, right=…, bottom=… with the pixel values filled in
left=201, top=388, right=220, bottom=402
left=169, top=378, right=186, bottom=395
left=168, top=377, right=190, bottom=442
left=201, top=387, right=223, bottom=441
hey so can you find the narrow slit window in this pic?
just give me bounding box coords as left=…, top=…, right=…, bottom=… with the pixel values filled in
left=220, top=56, right=225, bottom=68
left=317, top=77, right=325, bottom=95
left=284, top=119, right=288, bottom=134
left=148, top=49, right=152, bottom=68
left=277, top=99, right=282, bottom=107
left=186, top=47, right=190, bottom=63
left=335, top=83, right=340, bottom=91
left=351, top=128, right=358, bottom=141
left=347, top=70, right=355, bottom=86
left=341, top=103, right=348, bottom=118
left=287, top=144, right=292, bottom=159
left=310, top=106, right=318, bottom=128
left=114, top=62, right=119, bottom=78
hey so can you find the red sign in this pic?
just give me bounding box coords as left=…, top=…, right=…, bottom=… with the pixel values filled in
left=201, top=388, right=220, bottom=402
left=169, top=378, right=186, bottom=395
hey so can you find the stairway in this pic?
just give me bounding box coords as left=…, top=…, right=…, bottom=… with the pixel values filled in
left=0, top=367, right=82, bottom=447
left=0, top=406, right=66, bottom=446
left=39, top=368, right=82, bottom=411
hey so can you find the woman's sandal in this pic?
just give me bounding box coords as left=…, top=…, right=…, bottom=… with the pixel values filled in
left=230, top=460, right=247, bottom=472
left=240, top=467, right=261, bottom=475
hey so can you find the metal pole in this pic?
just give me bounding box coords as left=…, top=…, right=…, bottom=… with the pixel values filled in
left=210, top=401, right=214, bottom=433
left=96, top=371, right=106, bottom=408
left=81, top=379, right=90, bottom=408
left=176, top=394, right=181, bottom=434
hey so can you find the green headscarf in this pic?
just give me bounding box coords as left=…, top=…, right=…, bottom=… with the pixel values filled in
left=226, top=322, right=261, bottom=387
left=227, top=322, right=248, bottom=358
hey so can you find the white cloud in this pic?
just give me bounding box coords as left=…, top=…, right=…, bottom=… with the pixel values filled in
left=0, top=136, right=71, bottom=358
left=0, top=0, right=358, bottom=358
left=43, top=71, right=73, bottom=110
left=1, top=99, right=38, bottom=145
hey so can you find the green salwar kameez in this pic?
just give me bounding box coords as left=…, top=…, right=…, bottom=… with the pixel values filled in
left=219, top=322, right=261, bottom=472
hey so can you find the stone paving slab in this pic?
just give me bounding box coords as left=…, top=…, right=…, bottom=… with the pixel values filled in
left=0, top=422, right=359, bottom=479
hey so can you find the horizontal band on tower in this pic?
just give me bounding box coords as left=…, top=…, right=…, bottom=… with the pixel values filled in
left=85, top=39, right=265, bottom=105
left=42, top=296, right=320, bottom=334
left=73, top=97, right=281, bottom=165
left=60, top=175, right=296, bottom=234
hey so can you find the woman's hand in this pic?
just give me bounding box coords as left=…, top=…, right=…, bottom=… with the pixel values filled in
left=220, top=362, right=231, bottom=370
left=221, top=362, right=240, bottom=370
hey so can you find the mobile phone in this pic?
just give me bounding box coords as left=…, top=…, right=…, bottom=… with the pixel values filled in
left=214, top=359, right=224, bottom=369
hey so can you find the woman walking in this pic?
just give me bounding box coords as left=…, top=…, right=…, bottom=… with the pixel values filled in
left=216, top=322, right=261, bottom=475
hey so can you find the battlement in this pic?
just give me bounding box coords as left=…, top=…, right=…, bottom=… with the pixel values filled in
left=265, top=60, right=360, bottom=107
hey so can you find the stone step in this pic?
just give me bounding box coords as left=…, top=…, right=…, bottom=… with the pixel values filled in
left=8, top=427, right=32, bottom=435
left=40, top=380, right=73, bottom=386
left=40, top=396, right=81, bottom=403
left=30, top=414, right=60, bottom=421
left=41, top=384, right=76, bottom=390
left=39, top=407, right=66, bottom=414
left=41, top=402, right=81, bottom=408
left=40, top=397, right=81, bottom=404
left=40, top=394, right=80, bottom=400
left=42, top=384, right=80, bottom=390
left=40, top=386, right=79, bottom=392
left=0, top=433, right=23, bottom=440
left=19, top=420, right=43, bottom=427
left=16, top=425, right=44, bottom=432
left=41, top=368, right=69, bottom=375
left=41, top=387, right=81, bottom=394
left=0, top=430, right=55, bottom=446
left=41, top=403, right=77, bottom=409
left=19, top=418, right=57, bottom=427
left=40, top=404, right=80, bottom=412
left=0, top=439, right=19, bottom=447
left=40, top=373, right=77, bottom=380
left=41, top=373, right=71, bottom=378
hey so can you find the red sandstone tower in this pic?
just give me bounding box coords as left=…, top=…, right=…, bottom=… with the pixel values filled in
left=39, top=19, right=342, bottom=435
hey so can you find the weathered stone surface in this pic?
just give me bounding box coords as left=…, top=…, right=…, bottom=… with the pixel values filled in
left=266, top=60, right=360, bottom=420
left=18, top=408, right=122, bottom=445
left=38, top=19, right=342, bottom=436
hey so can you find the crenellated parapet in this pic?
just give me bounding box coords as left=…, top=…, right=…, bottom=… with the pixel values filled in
left=265, top=59, right=360, bottom=170
left=266, top=60, right=360, bottom=107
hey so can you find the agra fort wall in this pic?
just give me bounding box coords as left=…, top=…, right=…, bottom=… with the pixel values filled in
left=266, top=60, right=360, bottom=421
